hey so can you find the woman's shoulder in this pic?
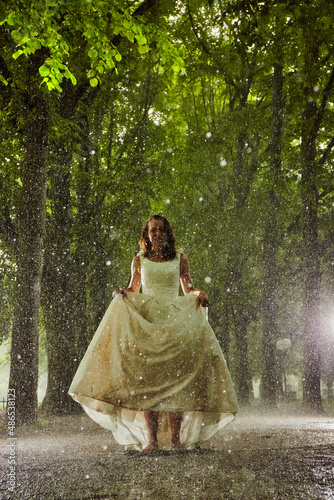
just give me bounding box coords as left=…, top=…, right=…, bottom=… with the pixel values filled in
left=177, top=249, right=187, bottom=259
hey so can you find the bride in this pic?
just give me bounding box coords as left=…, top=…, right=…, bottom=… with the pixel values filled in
left=69, top=215, right=238, bottom=452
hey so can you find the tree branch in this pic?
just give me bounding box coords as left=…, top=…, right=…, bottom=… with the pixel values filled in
left=133, top=0, right=160, bottom=17
left=316, top=66, right=334, bottom=131
left=318, top=136, right=334, bottom=169
left=187, top=2, right=211, bottom=55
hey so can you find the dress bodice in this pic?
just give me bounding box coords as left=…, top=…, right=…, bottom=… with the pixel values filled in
left=140, top=252, right=181, bottom=302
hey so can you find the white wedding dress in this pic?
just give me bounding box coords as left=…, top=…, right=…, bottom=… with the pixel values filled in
left=69, top=250, right=238, bottom=450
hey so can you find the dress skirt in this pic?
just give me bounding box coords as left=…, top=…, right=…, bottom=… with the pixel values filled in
left=69, top=292, right=238, bottom=450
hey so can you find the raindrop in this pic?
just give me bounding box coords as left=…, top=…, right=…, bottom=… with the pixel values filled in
left=314, top=85, right=319, bottom=92
left=220, top=159, right=227, bottom=166
left=106, top=261, right=111, bottom=266
left=199, top=197, right=203, bottom=202
left=166, top=199, right=170, bottom=204
left=204, top=276, right=211, bottom=283
left=206, top=132, right=212, bottom=138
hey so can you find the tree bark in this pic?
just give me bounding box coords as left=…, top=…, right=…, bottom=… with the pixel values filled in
left=8, top=64, right=48, bottom=424
left=40, top=81, right=89, bottom=414
left=40, top=150, right=77, bottom=414
left=299, top=15, right=324, bottom=409
left=231, top=133, right=252, bottom=405
left=301, top=97, right=323, bottom=411
left=232, top=262, right=251, bottom=404
left=261, top=62, right=283, bottom=406
left=72, top=113, right=91, bottom=360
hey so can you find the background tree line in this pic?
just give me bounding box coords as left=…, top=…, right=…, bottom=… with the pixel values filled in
left=0, top=0, right=334, bottom=425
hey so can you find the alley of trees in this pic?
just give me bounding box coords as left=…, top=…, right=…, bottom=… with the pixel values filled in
left=0, top=0, right=334, bottom=425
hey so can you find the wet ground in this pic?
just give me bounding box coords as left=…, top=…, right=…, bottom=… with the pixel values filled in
left=1, top=406, right=334, bottom=499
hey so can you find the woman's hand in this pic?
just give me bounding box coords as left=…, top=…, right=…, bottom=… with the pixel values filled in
left=196, top=290, right=210, bottom=308
left=112, top=288, right=128, bottom=299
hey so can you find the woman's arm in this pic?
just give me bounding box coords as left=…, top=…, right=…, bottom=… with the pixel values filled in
left=180, top=253, right=210, bottom=307
left=112, top=255, right=141, bottom=298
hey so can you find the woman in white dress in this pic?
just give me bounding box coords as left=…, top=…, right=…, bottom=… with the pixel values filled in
left=69, top=215, right=238, bottom=452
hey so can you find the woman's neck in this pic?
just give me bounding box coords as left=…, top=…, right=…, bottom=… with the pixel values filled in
left=147, top=248, right=165, bottom=262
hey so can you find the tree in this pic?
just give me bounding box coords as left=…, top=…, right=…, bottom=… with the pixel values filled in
left=8, top=50, right=49, bottom=424
left=1, top=0, right=186, bottom=423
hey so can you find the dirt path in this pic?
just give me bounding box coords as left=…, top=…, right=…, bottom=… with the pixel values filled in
left=1, top=408, right=334, bottom=499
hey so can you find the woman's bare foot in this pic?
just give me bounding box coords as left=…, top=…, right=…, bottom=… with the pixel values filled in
left=142, top=441, right=158, bottom=453
left=143, top=411, right=159, bottom=452
left=171, top=441, right=182, bottom=451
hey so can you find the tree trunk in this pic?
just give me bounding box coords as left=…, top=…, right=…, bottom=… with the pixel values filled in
left=327, top=380, right=334, bottom=401
left=261, top=62, right=283, bottom=406
left=232, top=263, right=251, bottom=404
left=73, top=112, right=92, bottom=360
left=301, top=98, right=323, bottom=411
left=40, top=81, right=90, bottom=414
left=261, top=218, right=279, bottom=406
left=40, top=150, right=78, bottom=414
left=87, top=231, right=109, bottom=339
left=231, top=133, right=252, bottom=405
left=8, top=71, right=48, bottom=424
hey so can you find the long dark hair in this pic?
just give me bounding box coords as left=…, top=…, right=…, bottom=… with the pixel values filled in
left=139, top=215, right=177, bottom=261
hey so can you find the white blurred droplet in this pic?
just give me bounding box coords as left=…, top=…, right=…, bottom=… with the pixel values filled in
left=204, top=276, right=211, bottom=283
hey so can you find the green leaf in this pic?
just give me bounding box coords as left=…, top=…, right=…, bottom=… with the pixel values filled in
left=4, top=13, right=16, bottom=26
left=135, top=34, right=147, bottom=46
left=138, top=45, right=149, bottom=55
left=11, top=30, right=21, bottom=43
left=88, top=48, right=98, bottom=59
left=30, top=39, right=42, bottom=50
left=90, top=77, right=99, bottom=87
left=0, top=74, right=8, bottom=86
left=64, top=67, right=77, bottom=85
left=105, top=58, right=115, bottom=69
left=39, top=65, right=50, bottom=77
left=13, top=49, right=24, bottom=60
left=115, top=53, right=122, bottom=62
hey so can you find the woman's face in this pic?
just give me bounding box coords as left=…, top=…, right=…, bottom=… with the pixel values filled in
left=148, top=219, right=167, bottom=250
